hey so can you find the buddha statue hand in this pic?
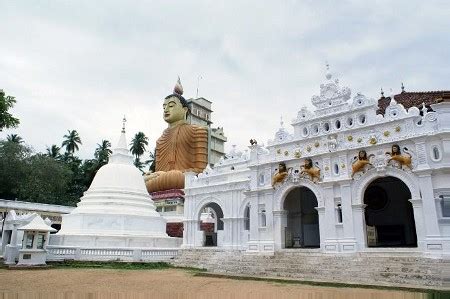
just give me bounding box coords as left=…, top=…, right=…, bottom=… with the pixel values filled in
left=144, top=170, right=185, bottom=193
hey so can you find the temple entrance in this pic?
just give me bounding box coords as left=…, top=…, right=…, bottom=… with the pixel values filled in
left=283, top=187, right=320, bottom=248
left=199, top=202, right=224, bottom=247
left=364, top=176, right=417, bottom=247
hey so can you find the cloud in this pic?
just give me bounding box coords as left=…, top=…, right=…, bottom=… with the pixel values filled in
left=0, top=0, right=449, bottom=160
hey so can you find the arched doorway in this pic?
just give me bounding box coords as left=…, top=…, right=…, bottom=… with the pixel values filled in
left=364, top=176, right=417, bottom=247
left=198, top=202, right=224, bottom=247
left=283, top=187, right=320, bottom=248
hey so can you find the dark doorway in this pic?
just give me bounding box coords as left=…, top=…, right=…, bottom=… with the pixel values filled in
left=199, top=202, right=224, bottom=247
left=364, top=176, right=417, bottom=247
left=284, top=187, right=320, bottom=248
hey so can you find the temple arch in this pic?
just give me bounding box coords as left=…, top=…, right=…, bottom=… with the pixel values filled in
left=363, top=176, right=418, bottom=247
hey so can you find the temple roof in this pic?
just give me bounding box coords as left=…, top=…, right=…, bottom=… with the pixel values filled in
left=377, top=91, right=450, bottom=115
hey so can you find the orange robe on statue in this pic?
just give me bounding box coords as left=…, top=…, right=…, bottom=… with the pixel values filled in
left=146, top=123, right=208, bottom=193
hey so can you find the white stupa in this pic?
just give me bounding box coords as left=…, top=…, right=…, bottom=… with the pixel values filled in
left=50, top=120, right=181, bottom=248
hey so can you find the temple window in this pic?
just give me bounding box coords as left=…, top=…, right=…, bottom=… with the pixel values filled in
left=431, top=146, right=441, bottom=161
left=358, top=114, right=366, bottom=125
left=323, top=122, right=330, bottom=132
left=336, top=204, right=343, bottom=224
left=333, top=163, right=339, bottom=175
left=335, top=119, right=341, bottom=130
left=259, top=209, right=267, bottom=227
left=347, top=117, right=353, bottom=127
left=25, top=233, right=34, bottom=249
left=36, top=234, right=45, bottom=249
left=441, top=196, right=450, bottom=217
left=244, top=205, right=250, bottom=230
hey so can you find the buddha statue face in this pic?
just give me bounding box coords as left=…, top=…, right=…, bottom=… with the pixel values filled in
left=163, top=96, right=188, bottom=124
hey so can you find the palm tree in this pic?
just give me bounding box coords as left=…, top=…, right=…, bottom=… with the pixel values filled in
left=145, top=148, right=156, bottom=172
left=62, top=130, right=82, bottom=154
left=133, top=157, right=146, bottom=173
left=6, top=134, right=23, bottom=143
left=94, top=140, right=112, bottom=164
left=46, top=144, right=62, bottom=160
left=130, top=132, right=148, bottom=159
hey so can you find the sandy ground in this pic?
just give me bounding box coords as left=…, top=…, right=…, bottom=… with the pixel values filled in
left=0, top=268, right=429, bottom=299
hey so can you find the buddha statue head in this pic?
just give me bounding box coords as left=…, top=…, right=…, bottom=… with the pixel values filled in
left=163, top=77, right=190, bottom=127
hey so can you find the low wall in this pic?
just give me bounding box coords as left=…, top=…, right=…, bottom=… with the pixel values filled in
left=172, top=248, right=450, bottom=289
left=46, top=245, right=178, bottom=262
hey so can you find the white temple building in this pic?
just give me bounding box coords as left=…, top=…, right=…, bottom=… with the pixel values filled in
left=182, top=67, right=450, bottom=256
left=47, top=123, right=181, bottom=261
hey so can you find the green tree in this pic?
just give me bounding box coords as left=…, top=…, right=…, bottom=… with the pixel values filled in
left=17, top=154, right=75, bottom=205
left=145, top=148, right=156, bottom=172
left=46, top=144, right=62, bottom=160
left=62, top=130, right=82, bottom=154
left=130, top=132, right=148, bottom=159
left=6, top=134, right=23, bottom=143
left=133, top=157, right=146, bottom=173
left=0, top=140, right=31, bottom=200
left=94, top=140, right=112, bottom=165
left=0, top=89, right=20, bottom=131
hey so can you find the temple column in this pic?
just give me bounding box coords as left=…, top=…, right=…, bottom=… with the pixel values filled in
left=273, top=210, right=288, bottom=250
left=351, top=204, right=367, bottom=251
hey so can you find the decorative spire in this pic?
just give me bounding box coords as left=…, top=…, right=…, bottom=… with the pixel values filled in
left=121, top=115, right=127, bottom=133
left=325, top=62, right=332, bottom=80
left=174, top=76, right=184, bottom=95
left=280, top=115, right=284, bottom=128
left=381, top=88, right=385, bottom=98
left=401, top=82, right=405, bottom=93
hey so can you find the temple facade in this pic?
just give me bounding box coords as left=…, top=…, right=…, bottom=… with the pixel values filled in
left=182, top=68, right=450, bottom=256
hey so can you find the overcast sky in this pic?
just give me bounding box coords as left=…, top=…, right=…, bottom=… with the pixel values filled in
left=1, top=1, right=449, bottom=159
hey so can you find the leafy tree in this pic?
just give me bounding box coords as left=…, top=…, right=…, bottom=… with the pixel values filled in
left=6, top=134, right=23, bottom=143
left=94, top=140, right=112, bottom=165
left=62, top=130, right=82, bottom=154
left=0, top=140, right=31, bottom=200
left=0, top=89, right=20, bottom=131
left=46, top=144, right=62, bottom=160
left=17, top=154, right=75, bottom=205
left=130, top=132, right=148, bottom=159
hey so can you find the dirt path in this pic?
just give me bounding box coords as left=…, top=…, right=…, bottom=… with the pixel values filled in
left=0, top=268, right=428, bottom=299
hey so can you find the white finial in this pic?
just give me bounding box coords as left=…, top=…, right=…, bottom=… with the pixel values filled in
left=389, top=88, right=397, bottom=105
left=325, top=62, right=332, bottom=80
left=122, top=115, right=127, bottom=133
left=280, top=115, right=284, bottom=127
left=421, top=102, right=427, bottom=114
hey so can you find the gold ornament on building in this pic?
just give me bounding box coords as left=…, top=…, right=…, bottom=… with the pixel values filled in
left=369, top=137, right=377, bottom=145
left=341, top=163, right=346, bottom=169
left=294, top=150, right=302, bottom=158
left=272, top=162, right=289, bottom=188
left=325, top=166, right=329, bottom=171
left=314, top=141, right=320, bottom=148
left=384, top=131, right=390, bottom=137
left=386, top=144, right=412, bottom=169
left=357, top=138, right=362, bottom=143
left=395, top=126, right=401, bottom=132
left=306, top=146, right=312, bottom=152
left=277, top=149, right=281, bottom=154
left=284, top=150, right=289, bottom=156
left=347, top=136, right=353, bottom=142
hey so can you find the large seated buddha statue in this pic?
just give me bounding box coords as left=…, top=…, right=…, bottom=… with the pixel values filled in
left=144, top=78, right=208, bottom=193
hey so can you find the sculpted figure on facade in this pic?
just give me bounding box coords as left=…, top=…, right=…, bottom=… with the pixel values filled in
left=386, top=144, right=412, bottom=170
left=272, top=162, right=289, bottom=188
left=144, top=78, right=208, bottom=193
left=351, top=150, right=373, bottom=178
left=300, top=158, right=321, bottom=183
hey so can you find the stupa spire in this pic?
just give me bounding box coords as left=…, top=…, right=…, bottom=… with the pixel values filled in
left=110, top=117, right=133, bottom=164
